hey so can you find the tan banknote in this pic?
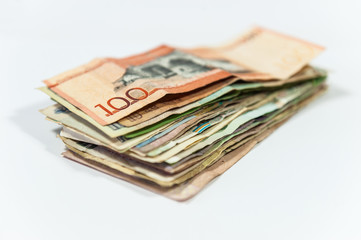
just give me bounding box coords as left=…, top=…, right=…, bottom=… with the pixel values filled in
left=187, top=26, right=324, bottom=80
left=43, top=27, right=324, bottom=126
left=44, top=45, right=232, bottom=125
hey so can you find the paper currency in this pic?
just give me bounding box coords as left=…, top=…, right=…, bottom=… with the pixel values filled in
left=188, top=27, right=324, bottom=79
left=39, top=26, right=327, bottom=201
left=43, top=27, right=324, bottom=126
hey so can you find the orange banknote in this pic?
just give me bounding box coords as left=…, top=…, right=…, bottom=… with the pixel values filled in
left=44, top=26, right=323, bottom=125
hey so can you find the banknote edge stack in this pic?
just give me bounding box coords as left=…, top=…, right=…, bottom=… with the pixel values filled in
left=39, top=26, right=327, bottom=201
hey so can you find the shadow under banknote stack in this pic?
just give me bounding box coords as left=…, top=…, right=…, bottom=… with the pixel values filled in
left=39, top=26, right=327, bottom=201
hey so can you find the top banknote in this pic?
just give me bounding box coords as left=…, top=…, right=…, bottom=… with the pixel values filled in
left=43, top=26, right=324, bottom=125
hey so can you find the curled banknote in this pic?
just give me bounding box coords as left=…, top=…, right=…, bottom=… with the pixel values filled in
left=43, top=27, right=324, bottom=125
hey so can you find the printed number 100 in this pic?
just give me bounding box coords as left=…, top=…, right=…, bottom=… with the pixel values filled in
left=94, top=88, right=149, bottom=117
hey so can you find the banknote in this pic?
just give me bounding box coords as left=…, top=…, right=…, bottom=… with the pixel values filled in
left=44, top=45, right=233, bottom=125
left=187, top=26, right=324, bottom=80
left=42, top=27, right=324, bottom=126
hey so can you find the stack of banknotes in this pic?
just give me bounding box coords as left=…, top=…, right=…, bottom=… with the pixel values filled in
left=39, top=27, right=327, bottom=201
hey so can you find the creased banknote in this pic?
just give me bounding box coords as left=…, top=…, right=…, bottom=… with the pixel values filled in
left=43, top=27, right=323, bottom=125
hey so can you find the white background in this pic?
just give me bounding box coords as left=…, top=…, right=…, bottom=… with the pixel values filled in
left=1, top=0, right=361, bottom=239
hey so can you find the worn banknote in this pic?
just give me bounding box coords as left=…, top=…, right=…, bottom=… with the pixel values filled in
left=43, top=27, right=324, bottom=125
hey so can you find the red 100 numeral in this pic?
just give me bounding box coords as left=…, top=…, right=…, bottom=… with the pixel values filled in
left=94, top=87, right=149, bottom=117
